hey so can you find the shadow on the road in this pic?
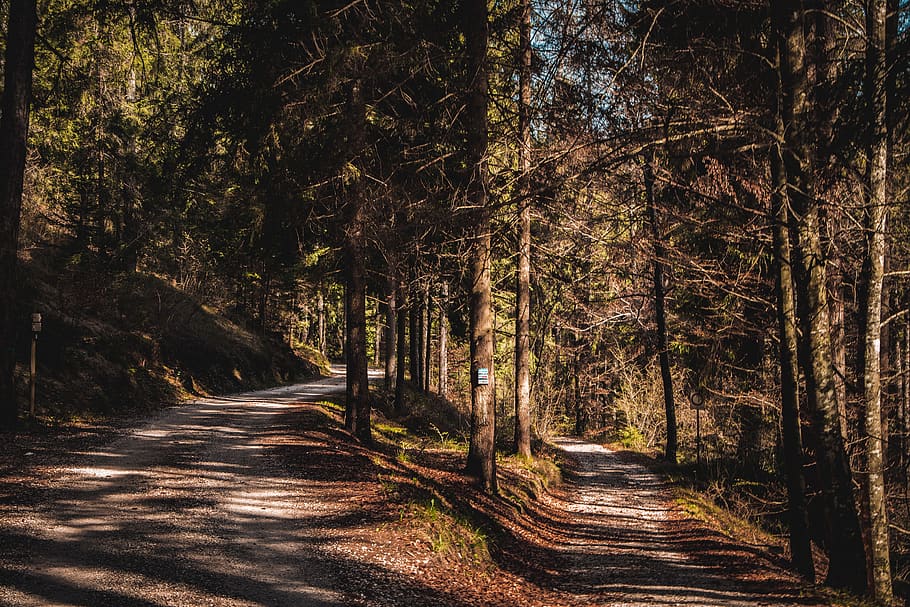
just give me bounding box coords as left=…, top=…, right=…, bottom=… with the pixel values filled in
left=0, top=379, right=484, bottom=607
left=0, top=379, right=823, bottom=607
left=483, top=441, right=823, bottom=606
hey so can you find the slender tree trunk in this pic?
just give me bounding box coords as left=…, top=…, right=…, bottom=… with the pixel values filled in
left=423, top=284, right=432, bottom=393
left=573, top=346, right=584, bottom=435
left=317, top=290, right=326, bottom=355
left=416, top=284, right=426, bottom=391
left=343, top=79, right=370, bottom=442
left=861, top=0, right=892, bottom=600
left=463, top=0, right=496, bottom=493
left=438, top=283, right=449, bottom=398
left=513, top=0, right=533, bottom=459
left=409, top=285, right=420, bottom=385
left=394, top=278, right=408, bottom=415
left=772, top=0, right=866, bottom=592
left=373, top=296, right=382, bottom=368
left=831, top=287, right=849, bottom=438
left=772, top=140, right=816, bottom=580
left=0, top=0, right=38, bottom=431
left=643, top=159, right=677, bottom=463
left=903, top=324, right=910, bottom=476
left=384, top=272, right=397, bottom=391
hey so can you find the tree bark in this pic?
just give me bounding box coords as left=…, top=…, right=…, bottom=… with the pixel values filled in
left=373, top=296, right=382, bottom=368
left=771, top=139, right=815, bottom=580
left=830, top=286, right=849, bottom=439
left=417, top=284, right=426, bottom=391
left=409, top=284, right=420, bottom=385
left=860, top=0, right=892, bottom=600
left=0, top=0, right=38, bottom=431
left=772, top=0, right=866, bottom=592
left=423, top=284, right=431, bottom=393
left=343, top=79, right=370, bottom=442
left=317, top=289, right=326, bottom=355
left=513, top=0, right=533, bottom=460
left=438, top=283, right=449, bottom=398
left=643, top=159, right=677, bottom=463
left=394, top=278, right=408, bottom=415
left=903, top=323, right=909, bottom=476
left=463, top=0, right=496, bottom=493
left=384, top=272, right=397, bottom=391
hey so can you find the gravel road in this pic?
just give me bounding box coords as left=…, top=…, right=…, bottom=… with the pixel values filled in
left=549, top=439, right=826, bottom=607
left=0, top=375, right=354, bottom=607
left=0, top=376, right=829, bottom=607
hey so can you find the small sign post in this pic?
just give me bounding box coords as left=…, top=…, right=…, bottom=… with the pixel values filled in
left=476, top=367, right=489, bottom=386
left=30, top=313, right=41, bottom=418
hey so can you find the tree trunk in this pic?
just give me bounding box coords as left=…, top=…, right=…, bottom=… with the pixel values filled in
left=423, top=284, right=432, bottom=393
left=573, top=347, right=585, bottom=435
left=343, top=79, right=370, bottom=443
left=771, top=138, right=815, bottom=580
left=830, top=286, right=849, bottom=439
left=860, top=0, right=892, bottom=600
left=772, top=0, right=866, bottom=592
left=513, top=0, right=533, bottom=460
left=409, top=285, right=420, bottom=385
left=317, top=289, right=326, bottom=356
left=394, top=278, right=408, bottom=415
left=373, top=296, right=382, bottom=368
left=438, top=283, right=449, bottom=398
left=902, top=323, right=909, bottom=475
left=643, top=159, right=677, bottom=463
left=463, top=0, right=496, bottom=493
left=384, top=272, right=397, bottom=391
left=417, top=284, right=426, bottom=391
left=0, top=0, right=38, bottom=431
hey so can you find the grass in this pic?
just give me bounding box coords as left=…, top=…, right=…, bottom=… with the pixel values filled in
left=403, top=498, right=490, bottom=563
left=674, top=485, right=778, bottom=548
left=625, top=448, right=885, bottom=607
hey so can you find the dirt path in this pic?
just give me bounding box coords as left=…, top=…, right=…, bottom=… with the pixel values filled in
left=0, top=376, right=354, bottom=606
left=0, top=376, right=829, bottom=606
left=546, top=438, right=826, bottom=607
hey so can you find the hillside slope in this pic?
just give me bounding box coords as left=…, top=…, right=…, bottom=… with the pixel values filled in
left=12, top=253, right=323, bottom=419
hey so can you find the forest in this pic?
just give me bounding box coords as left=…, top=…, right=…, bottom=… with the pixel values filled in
left=1, top=0, right=910, bottom=604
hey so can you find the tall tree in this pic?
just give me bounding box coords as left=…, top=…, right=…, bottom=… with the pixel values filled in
left=395, top=278, right=408, bottom=415
left=0, top=0, right=38, bottom=430
left=438, top=282, right=449, bottom=397
left=384, top=272, right=398, bottom=391
left=463, top=0, right=497, bottom=493
left=422, top=284, right=431, bottom=392
left=771, top=137, right=815, bottom=581
left=643, top=158, right=677, bottom=463
left=772, top=0, right=866, bottom=592
left=860, top=0, right=893, bottom=600
left=767, top=12, right=815, bottom=579
left=343, top=73, right=371, bottom=442
left=513, top=0, right=533, bottom=460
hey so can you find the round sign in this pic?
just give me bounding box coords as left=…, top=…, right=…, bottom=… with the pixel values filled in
left=689, top=391, right=705, bottom=408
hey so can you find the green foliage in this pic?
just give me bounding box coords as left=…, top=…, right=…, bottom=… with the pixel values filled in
left=618, top=425, right=647, bottom=450
left=405, top=498, right=490, bottom=562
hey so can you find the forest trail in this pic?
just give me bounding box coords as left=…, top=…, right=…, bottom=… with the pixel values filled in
left=0, top=375, right=354, bottom=607
left=0, top=374, right=827, bottom=607
left=545, top=439, right=826, bottom=606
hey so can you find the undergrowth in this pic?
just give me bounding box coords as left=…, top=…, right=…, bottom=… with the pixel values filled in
left=336, top=391, right=562, bottom=568
left=402, top=498, right=490, bottom=563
